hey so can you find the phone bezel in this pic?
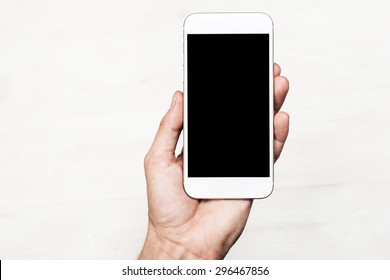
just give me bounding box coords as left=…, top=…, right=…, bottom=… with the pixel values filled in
left=183, top=13, right=274, bottom=199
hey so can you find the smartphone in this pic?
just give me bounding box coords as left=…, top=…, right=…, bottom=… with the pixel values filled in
left=183, top=13, right=274, bottom=199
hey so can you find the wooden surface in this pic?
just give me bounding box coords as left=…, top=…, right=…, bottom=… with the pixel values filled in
left=0, top=0, right=389, bottom=259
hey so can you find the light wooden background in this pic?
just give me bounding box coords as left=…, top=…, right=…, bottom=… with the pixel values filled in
left=1, top=0, right=389, bottom=259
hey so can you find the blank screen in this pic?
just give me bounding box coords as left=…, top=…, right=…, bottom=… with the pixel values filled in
left=187, top=34, right=270, bottom=177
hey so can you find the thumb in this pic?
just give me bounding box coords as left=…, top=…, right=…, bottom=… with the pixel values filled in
left=146, top=91, right=183, bottom=163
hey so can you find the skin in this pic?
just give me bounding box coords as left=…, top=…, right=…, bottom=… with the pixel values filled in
left=140, top=63, right=290, bottom=259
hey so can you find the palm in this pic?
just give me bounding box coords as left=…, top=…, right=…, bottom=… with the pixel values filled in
left=146, top=155, right=252, bottom=258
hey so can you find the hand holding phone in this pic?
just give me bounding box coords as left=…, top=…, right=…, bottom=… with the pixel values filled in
left=139, top=13, right=290, bottom=259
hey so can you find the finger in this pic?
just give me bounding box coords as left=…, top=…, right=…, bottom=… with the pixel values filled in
left=146, top=91, right=183, bottom=163
left=274, top=63, right=281, bottom=77
left=274, top=111, right=290, bottom=162
left=274, top=76, right=289, bottom=113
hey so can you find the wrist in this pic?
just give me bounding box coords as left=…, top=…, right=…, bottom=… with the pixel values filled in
left=139, top=225, right=204, bottom=260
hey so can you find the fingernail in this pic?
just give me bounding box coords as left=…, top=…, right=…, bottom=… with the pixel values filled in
left=170, top=93, right=177, bottom=109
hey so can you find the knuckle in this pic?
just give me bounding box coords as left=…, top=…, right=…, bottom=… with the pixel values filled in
left=159, top=116, right=168, bottom=130
left=144, top=151, right=169, bottom=168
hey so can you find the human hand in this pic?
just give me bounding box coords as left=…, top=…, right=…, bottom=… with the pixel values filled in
left=139, top=63, right=290, bottom=259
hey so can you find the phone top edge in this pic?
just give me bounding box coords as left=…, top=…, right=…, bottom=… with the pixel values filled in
left=184, top=12, right=274, bottom=29
left=183, top=13, right=273, bottom=34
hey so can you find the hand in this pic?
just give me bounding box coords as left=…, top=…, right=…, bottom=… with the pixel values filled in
left=139, top=63, right=290, bottom=259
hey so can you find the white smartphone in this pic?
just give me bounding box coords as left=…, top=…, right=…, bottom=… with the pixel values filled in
left=183, top=13, right=274, bottom=199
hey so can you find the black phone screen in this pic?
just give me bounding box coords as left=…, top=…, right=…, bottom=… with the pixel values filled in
left=187, top=34, right=270, bottom=177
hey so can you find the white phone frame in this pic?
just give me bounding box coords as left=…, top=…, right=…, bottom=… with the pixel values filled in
left=183, top=13, right=274, bottom=199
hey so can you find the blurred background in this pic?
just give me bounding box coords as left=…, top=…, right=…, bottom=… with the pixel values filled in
left=0, top=0, right=389, bottom=259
